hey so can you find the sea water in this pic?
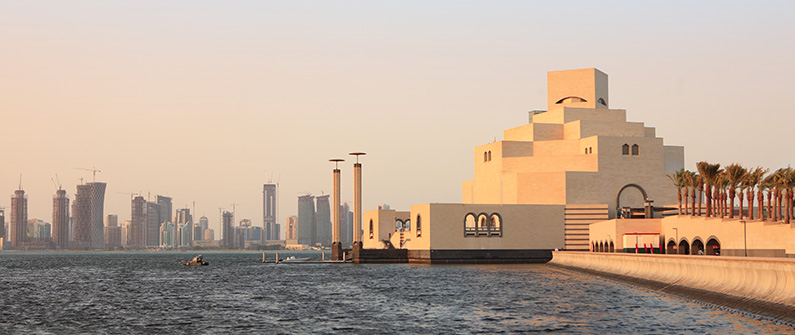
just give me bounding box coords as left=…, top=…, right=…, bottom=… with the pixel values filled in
left=0, top=252, right=792, bottom=334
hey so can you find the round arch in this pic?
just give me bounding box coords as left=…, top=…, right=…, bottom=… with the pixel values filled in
left=615, top=183, right=649, bottom=216
left=678, top=239, right=690, bottom=255
left=666, top=240, right=677, bottom=254
left=609, top=241, right=615, bottom=252
left=706, top=237, right=721, bottom=256
left=691, top=239, right=704, bottom=255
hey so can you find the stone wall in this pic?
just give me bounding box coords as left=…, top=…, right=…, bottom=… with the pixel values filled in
left=550, top=251, right=795, bottom=323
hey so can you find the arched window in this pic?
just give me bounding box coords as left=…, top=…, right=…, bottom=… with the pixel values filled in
left=598, top=98, right=606, bottom=106
left=477, top=213, right=489, bottom=236
left=622, top=144, right=629, bottom=155
left=416, top=214, right=422, bottom=237
left=589, top=147, right=593, bottom=154
left=584, top=148, right=588, bottom=154
left=369, top=219, right=374, bottom=239
left=488, top=151, right=492, bottom=161
left=395, top=219, right=403, bottom=232
left=489, top=213, right=502, bottom=237
left=464, top=213, right=477, bottom=236
left=555, top=96, right=588, bottom=104
left=404, top=219, right=411, bottom=231
left=484, top=151, right=488, bottom=162
left=631, top=144, right=639, bottom=156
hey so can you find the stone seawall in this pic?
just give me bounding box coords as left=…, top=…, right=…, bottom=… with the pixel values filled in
left=550, top=251, right=795, bottom=323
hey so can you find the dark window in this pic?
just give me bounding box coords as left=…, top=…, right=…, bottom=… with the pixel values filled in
left=404, top=219, right=411, bottom=231
left=416, top=214, right=422, bottom=237
left=584, top=148, right=588, bottom=154
left=484, top=152, right=488, bottom=162
left=369, top=219, right=374, bottom=239
left=488, top=151, right=492, bottom=161
left=622, top=144, right=629, bottom=155
left=598, top=98, right=606, bottom=106
left=465, top=212, right=503, bottom=237
left=395, top=219, right=403, bottom=232
left=489, top=213, right=502, bottom=237
left=589, top=147, right=593, bottom=154
left=631, top=144, right=639, bottom=156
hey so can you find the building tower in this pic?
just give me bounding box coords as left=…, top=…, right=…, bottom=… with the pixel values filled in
left=176, top=208, right=192, bottom=247
left=156, top=195, right=172, bottom=225
left=88, top=182, right=107, bottom=249
left=315, top=195, right=331, bottom=247
left=10, top=189, right=28, bottom=248
left=222, top=211, right=234, bottom=248
left=130, top=196, right=146, bottom=248
left=285, top=216, right=297, bottom=240
left=105, top=214, right=121, bottom=248
left=52, top=189, right=70, bottom=249
left=263, top=184, right=277, bottom=240
left=297, top=195, right=315, bottom=246
left=73, top=184, right=91, bottom=249
left=0, top=208, right=5, bottom=246
left=146, top=201, right=161, bottom=247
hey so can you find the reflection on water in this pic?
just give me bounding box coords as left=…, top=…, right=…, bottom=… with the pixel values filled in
left=0, top=252, right=792, bottom=334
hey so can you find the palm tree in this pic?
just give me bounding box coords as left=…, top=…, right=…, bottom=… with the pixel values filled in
left=724, top=164, right=746, bottom=219
left=758, top=176, right=770, bottom=220
left=682, top=170, right=697, bottom=215
left=667, top=169, right=686, bottom=215
left=780, top=168, right=795, bottom=224
left=764, top=173, right=776, bottom=221
left=745, top=168, right=766, bottom=220
left=697, top=161, right=722, bottom=218
left=771, top=169, right=787, bottom=222
left=697, top=178, right=704, bottom=216
left=689, top=172, right=699, bottom=216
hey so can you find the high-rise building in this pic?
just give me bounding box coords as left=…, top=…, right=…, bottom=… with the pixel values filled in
left=130, top=196, right=146, bottom=248
left=199, top=216, right=209, bottom=231
left=263, top=184, right=277, bottom=240
left=10, top=189, right=28, bottom=248
left=105, top=214, right=121, bottom=248
left=146, top=201, right=161, bottom=247
left=160, top=222, right=176, bottom=247
left=315, top=195, right=331, bottom=246
left=297, top=195, right=315, bottom=245
left=341, top=202, right=353, bottom=244
left=204, top=228, right=214, bottom=241
left=73, top=184, right=91, bottom=249
left=0, top=208, right=5, bottom=245
left=222, top=211, right=234, bottom=248
left=175, top=208, right=192, bottom=247
left=88, top=182, right=107, bottom=249
left=285, top=216, right=297, bottom=240
left=194, top=215, right=209, bottom=242
left=52, top=189, right=70, bottom=249
left=122, top=220, right=132, bottom=247
left=156, top=195, right=172, bottom=225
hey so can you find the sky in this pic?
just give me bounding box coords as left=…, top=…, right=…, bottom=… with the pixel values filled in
left=2, top=1, right=795, bottom=236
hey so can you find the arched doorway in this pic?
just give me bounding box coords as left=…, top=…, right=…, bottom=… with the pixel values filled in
left=691, top=239, right=704, bottom=255
left=615, top=184, right=649, bottom=218
left=666, top=240, right=676, bottom=254
left=609, top=241, right=615, bottom=252
left=678, top=240, right=690, bottom=255
left=706, top=238, right=720, bottom=256
left=598, top=242, right=604, bottom=252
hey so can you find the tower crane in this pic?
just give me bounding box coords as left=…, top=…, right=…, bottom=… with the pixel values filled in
left=75, top=167, right=101, bottom=182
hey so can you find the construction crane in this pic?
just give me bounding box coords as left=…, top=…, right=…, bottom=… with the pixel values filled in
left=51, top=173, right=64, bottom=191
left=75, top=167, right=101, bottom=182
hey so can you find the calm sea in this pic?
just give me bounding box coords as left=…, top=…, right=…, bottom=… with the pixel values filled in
left=0, top=251, right=791, bottom=334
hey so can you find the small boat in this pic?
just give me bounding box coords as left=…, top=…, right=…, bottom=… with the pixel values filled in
left=182, top=255, right=209, bottom=266
left=280, top=256, right=311, bottom=263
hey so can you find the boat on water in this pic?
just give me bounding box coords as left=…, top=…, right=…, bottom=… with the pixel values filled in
left=182, top=255, right=209, bottom=266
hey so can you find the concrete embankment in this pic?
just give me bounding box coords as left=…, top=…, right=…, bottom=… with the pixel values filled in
left=550, top=251, right=795, bottom=324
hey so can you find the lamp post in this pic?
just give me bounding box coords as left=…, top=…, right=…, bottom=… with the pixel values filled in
left=672, top=227, right=678, bottom=254
left=349, top=152, right=366, bottom=251
left=740, top=220, right=747, bottom=257
left=330, top=158, right=344, bottom=260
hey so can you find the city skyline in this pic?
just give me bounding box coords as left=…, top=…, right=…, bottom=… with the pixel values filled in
left=3, top=1, right=795, bottom=234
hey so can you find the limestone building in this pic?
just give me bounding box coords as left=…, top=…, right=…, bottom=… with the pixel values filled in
left=362, top=68, right=683, bottom=263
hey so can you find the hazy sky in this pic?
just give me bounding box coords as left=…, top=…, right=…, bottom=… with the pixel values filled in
left=3, top=1, right=794, bottom=235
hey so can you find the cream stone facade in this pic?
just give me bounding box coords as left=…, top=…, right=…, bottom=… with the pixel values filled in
left=358, top=68, right=683, bottom=263
left=463, top=68, right=683, bottom=216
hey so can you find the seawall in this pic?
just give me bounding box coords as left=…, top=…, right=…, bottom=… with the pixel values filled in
left=549, top=251, right=795, bottom=323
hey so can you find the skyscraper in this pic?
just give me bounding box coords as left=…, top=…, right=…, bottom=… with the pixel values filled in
left=156, top=195, right=172, bottom=224
left=0, top=208, right=5, bottom=246
left=263, top=184, right=277, bottom=240
left=105, top=214, right=121, bottom=248
left=315, top=195, right=331, bottom=246
left=297, top=195, right=315, bottom=245
left=175, top=208, right=192, bottom=247
left=145, top=201, right=161, bottom=247
left=88, top=182, right=107, bottom=249
left=130, top=196, right=146, bottom=248
left=285, top=216, right=297, bottom=240
left=72, top=184, right=91, bottom=249
left=10, top=189, right=27, bottom=248
left=222, top=211, right=234, bottom=248
left=52, top=189, right=70, bottom=249
left=341, top=202, right=352, bottom=244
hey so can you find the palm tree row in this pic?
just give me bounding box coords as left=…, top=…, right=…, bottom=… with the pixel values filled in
left=668, top=162, right=795, bottom=224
